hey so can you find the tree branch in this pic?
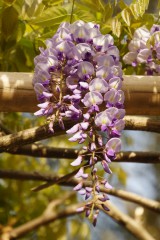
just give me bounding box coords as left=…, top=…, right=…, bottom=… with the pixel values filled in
left=2, top=200, right=155, bottom=240
left=3, top=203, right=83, bottom=239
left=0, top=120, right=72, bottom=152
left=98, top=202, right=156, bottom=240
left=0, top=170, right=159, bottom=213
left=0, top=116, right=160, bottom=152
left=4, top=143, right=160, bottom=164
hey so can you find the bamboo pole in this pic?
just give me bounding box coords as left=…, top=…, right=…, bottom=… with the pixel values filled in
left=0, top=72, right=160, bottom=115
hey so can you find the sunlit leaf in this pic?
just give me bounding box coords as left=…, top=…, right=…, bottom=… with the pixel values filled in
left=121, top=8, right=131, bottom=26
left=112, top=17, right=121, bottom=37
left=29, top=6, right=68, bottom=27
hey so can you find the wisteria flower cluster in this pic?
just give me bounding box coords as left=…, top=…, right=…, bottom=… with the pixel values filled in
left=123, top=24, right=160, bottom=75
left=33, top=20, right=125, bottom=226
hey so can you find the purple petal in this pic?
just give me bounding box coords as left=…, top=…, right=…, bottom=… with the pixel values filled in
left=79, top=81, right=89, bottom=89
left=104, top=182, right=112, bottom=189
left=77, top=62, right=94, bottom=79
left=109, top=77, right=122, bottom=90
left=71, top=155, right=82, bottom=166
left=106, top=138, right=121, bottom=153
left=43, top=91, right=53, bottom=98
left=34, top=109, right=45, bottom=116
left=78, top=189, right=86, bottom=195
left=80, top=122, right=89, bottom=130
left=102, top=204, right=110, bottom=211
left=82, top=91, right=103, bottom=107
left=83, top=113, right=90, bottom=120
left=101, top=160, right=112, bottom=174
left=89, top=78, right=108, bottom=93
left=76, top=206, right=85, bottom=212
left=66, top=124, right=79, bottom=134
left=85, top=187, right=92, bottom=193
left=73, top=182, right=83, bottom=191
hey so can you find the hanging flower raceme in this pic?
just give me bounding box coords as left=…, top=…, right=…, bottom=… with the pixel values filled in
left=33, top=20, right=125, bottom=226
left=123, top=24, right=160, bottom=75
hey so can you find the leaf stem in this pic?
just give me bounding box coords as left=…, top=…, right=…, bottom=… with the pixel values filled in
left=70, top=0, right=75, bottom=24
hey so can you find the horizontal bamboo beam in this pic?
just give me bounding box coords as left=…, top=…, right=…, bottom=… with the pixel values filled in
left=0, top=72, right=160, bottom=115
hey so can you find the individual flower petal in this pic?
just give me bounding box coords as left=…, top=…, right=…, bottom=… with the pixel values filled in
left=77, top=62, right=95, bottom=79
left=79, top=81, right=89, bottom=89
left=95, top=110, right=112, bottom=127
left=102, top=204, right=110, bottom=211
left=96, top=55, right=115, bottom=68
left=66, top=76, right=78, bottom=90
left=76, top=206, right=85, bottom=212
left=89, top=78, right=108, bottom=93
left=101, top=160, right=112, bottom=174
left=133, top=27, right=150, bottom=40
left=108, top=77, right=122, bottom=90
left=137, top=49, right=152, bottom=63
left=82, top=91, right=103, bottom=107
left=104, top=181, right=112, bottom=189
left=105, top=138, right=121, bottom=154
left=73, top=182, right=83, bottom=191
left=71, top=155, right=83, bottom=166
left=123, top=52, right=137, bottom=65
left=78, top=189, right=86, bottom=195
left=96, top=66, right=110, bottom=79
left=80, top=122, right=89, bottom=130
left=66, top=123, right=79, bottom=134
left=104, top=89, right=119, bottom=105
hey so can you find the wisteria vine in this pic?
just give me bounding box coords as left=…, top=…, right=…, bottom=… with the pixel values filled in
left=123, top=24, right=160, bottom=75
left=33, top=20, right=125, bottom=226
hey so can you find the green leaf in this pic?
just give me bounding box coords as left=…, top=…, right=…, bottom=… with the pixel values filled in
left=121, top=8, right=131, bottom=26
left=103, top=3, right=113, bottom=21
left=118, top=0, right=128, bottom=10
left=111, top=17, right=121, bottom=37
left=29, top=6, right=68, bottom=27
left=130, top=0, right=149, bottom=19
left=16, top=20, right=26, bottom=42
left=1, top=6, right=18, bottom=39
left=2, top=0, right=16, bottom=5
left=42, top=0, right=64, bottom=7
left=130, top=3, right=140, bottom=19
left=72, top=8, right=96, bottom=22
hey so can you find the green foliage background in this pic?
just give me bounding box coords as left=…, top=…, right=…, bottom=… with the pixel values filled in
left=0, top=0, right=160, bottom=239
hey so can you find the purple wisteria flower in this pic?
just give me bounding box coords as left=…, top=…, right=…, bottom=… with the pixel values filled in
left=123, top=24, right=160, bottom=75
left=33, top=20, right=125, bottom=226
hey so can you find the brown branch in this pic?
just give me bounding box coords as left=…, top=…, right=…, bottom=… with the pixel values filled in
left=0, top=120, right=73, bottom=152
left=4, top=143, right=160, bottom=164
left=7, top=144, right=80, bottom=159
left=98, top=202, right=156, bottom=240
left=2, top=200, right=155, bottom=240
left=0, top=170, right=159, bottom=213
left=4, top=203, right=83, bottom=239
left=78, top=180, right=160, bottom=214
left=0, top=116, right=160, bottom=151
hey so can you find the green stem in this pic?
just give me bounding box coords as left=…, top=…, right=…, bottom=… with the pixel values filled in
left=70, top=0, right=75, bottom=24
